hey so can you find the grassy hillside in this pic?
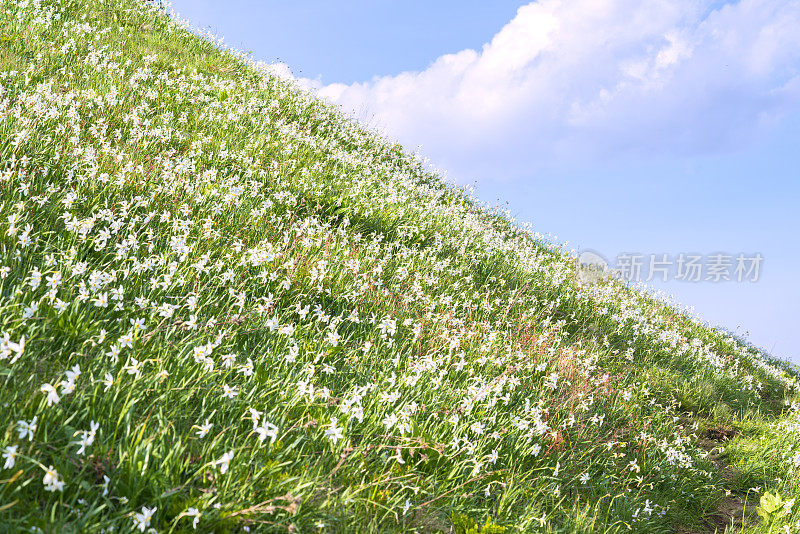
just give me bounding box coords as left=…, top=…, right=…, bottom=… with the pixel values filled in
left=1, top=1, right=799, bottom=532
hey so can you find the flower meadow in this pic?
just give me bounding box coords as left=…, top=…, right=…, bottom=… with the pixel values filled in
left=1, top=1, right=800, bottom=532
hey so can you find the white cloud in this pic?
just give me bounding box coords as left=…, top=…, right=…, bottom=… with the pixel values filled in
left=278, top=0, right=800, bottom=182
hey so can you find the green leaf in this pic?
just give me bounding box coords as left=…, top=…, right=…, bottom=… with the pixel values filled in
left=757, top=491, right=787, bottom=519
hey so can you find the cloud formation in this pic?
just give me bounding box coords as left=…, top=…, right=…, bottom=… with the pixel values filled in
left=278, top=0, right=800, bottom=182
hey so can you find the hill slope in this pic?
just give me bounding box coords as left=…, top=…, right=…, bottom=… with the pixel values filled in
left=1, top=1, right=799, bottom=532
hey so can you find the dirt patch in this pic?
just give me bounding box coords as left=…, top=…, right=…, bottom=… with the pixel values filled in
left=691, top=425, right=758, bottom=533
left=706, top=494, right=758, bottom=533
left=704, top=425, right=737, bottom=442
left=410, top=509, right=453, bottom=534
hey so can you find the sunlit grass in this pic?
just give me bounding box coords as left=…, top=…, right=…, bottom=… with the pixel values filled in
left=0, top=0, right=799, bottom=532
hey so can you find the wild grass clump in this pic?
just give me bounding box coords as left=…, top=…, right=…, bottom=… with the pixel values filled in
left=0, top=0, right=799, bottom=532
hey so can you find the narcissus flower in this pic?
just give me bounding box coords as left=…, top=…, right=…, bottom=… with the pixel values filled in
left=132, top=506, right=157, bottom=532
left=2, top=445, right=18, bottom=469
left=40, top=383, right=60, bottom=406
left=42, top=465, right=64, bottom=492
left=217, top=451, right=234, bottom=474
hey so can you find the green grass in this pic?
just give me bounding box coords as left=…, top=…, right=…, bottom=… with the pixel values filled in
left=0, top=0, right=799, bottom=532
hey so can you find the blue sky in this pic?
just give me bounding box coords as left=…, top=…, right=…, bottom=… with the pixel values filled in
left=169, top=0, right=800, bottom=361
